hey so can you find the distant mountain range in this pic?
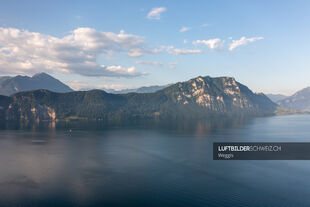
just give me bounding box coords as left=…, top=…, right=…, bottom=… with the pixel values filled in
left=277, top=87, right=310, bottom=112
left=79, top=85, right=170, bottom=94
left=266, top=94, right=288, bottom=102
left=0, top=76, right=277, bottom=123
left=0, top=73, right=73, bottom=95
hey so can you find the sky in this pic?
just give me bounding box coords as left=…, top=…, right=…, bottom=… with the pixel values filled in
left=0, top=0, right=309, bottom=95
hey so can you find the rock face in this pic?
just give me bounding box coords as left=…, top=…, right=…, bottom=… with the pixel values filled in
left=0, top=73, right=73, bottom=96
left=161, top=76, right=276, bottom=113
left=0, top=76, right=277, bottom=122
left=277, top=87, right=310, bottom=111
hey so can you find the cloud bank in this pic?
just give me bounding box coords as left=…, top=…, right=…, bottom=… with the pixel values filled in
left=0, top=27, right=149, bottom=77
left=0, top=26, right=264, bottom=78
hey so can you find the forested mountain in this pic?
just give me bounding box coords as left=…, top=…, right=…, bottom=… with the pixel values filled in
left=0, top=76, right=277, bottom=122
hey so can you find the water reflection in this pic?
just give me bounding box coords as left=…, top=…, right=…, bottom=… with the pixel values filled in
left=0, top=115, right=309, bottom=206
left=0, top=116, right=255, bottom=134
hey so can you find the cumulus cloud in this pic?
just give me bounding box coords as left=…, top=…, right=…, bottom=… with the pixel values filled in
left=180, top=26, right=191, bottom=32
left=147, top=7, right=166, bottom=20
left=104, top=65, right=146, bottom=77
left=165, top=46, right=202, bottom=55
left=228, top=36, right=264, bottom=51
left=0, top=27, right=150, bottom=77
left=193, top=38, right=224, bottom=50
left=136, top=61, right=163, bottom=67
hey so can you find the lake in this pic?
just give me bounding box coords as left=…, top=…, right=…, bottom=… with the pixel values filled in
left=0, top=115, right=309, bottom=207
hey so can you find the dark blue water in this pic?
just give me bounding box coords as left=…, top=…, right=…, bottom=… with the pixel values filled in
left=0, top=115, right=309, bottom=207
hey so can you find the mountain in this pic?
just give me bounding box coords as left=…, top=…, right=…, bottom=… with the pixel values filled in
left=266, top=94, right=288, bottom=102
left=93, top=85, right=169, bottom=94
left=135, top=85, right=169, bottom=93
left=0, top=73, right=73, bottom=95
left=0, top=76, right=277, bottom=122
left=0, top=76, right=11, bottom=84
left=277, top=87, right=310, bottom=111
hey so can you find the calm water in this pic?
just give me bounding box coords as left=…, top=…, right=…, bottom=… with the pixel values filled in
left=0, top=115, right=310, bottom=207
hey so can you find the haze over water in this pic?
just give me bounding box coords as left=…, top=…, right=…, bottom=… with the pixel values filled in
left=0, top=115, right=309, bottom=207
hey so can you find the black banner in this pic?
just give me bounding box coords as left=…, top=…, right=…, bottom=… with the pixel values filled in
left=213, top=142, right=310, bottom=160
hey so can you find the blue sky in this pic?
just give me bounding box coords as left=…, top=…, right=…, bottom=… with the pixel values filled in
left=0, top=0, right=309, bottom=94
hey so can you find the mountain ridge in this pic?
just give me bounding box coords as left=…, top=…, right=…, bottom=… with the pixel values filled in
left=266, top=94, right=288, bottom=102
left=0, top=75, right=277, bottom=123
left=0, top=73, right=73, bottom=96
left=277, top=87, right=310, bottom=111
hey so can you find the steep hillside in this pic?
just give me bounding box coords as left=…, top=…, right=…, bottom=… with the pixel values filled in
left=0, top=73, right=73, bottom=95
left=0, top=76, right=277, bottom=122
left=277, top=87, right=310, bottom=111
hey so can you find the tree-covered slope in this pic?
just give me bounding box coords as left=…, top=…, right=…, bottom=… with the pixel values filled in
left=0, top=76, right=277, bottom=122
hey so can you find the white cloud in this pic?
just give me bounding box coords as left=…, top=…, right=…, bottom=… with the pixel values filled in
left=169, top=62, right=178, bottom=69
left=180, top=26, right=191, bottom=33
left=228, top=36, right=264, bottom=51
left=147, top=7, right=166, bottom=20
left=183, top=39, right=188, bottom=44
left=193, top=38, right=224, bottom=50
left=128, top=48, right=149, bottom=57
left=128, top=47, right=163, bottom=57
left=136, top=61, right=163, bottom=67
left=0, top=27, right=151, bottom=77
left=165, top=46, right=202, bottom=55
left=105, top=65, right=146, bottom=77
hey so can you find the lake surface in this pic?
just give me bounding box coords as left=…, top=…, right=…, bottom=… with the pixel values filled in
left=0, top=115, right=309, bottom=207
